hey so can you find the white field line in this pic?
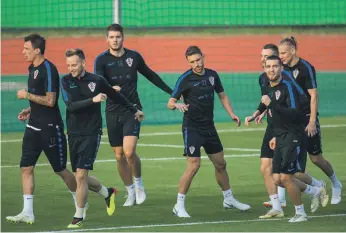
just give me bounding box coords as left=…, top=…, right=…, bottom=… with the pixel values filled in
left=41, top=213, right=346, bottom=232
left=2, top=123, right=345, bottom=143
left=1, top=153, right=259, bottom=168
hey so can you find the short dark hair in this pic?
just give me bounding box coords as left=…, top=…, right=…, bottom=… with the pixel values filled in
left=185, top=46, right=202, bottom=58
left=107, top=24, right=124, bottom=36
left=263, top=44, right=279, bottom=56
left=265, top=55, right=282, bottom=66
left=65, top=48, right=86, bottom=60
left=280, top=36, right=298, bottom=50
left=24, top=33, right=46, bottom=55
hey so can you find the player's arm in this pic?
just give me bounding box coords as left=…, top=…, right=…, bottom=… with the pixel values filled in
left=262, top=87, right=300, bottom=120
left=94, top=55, right=105, bottom=77
left=100, top=77, right=143, bottom=120
left=308, top=88, right=318, bottom=123
left=17, top=64, right=59, bottom=107
left=137, top=53, right=173, bottom=95
left=18, top=107, right=31, bottom=121
left=215, top=75, right=240, bottom=126
left=60, top=78, right=94, bottom=112
left=304, top=65, right=318, bottom=136
left=168, top=75, right=189, bottom=112
left=217, top=92, right=237, bottom=117
left=304, top=65, right=318, bottom=122
left=246, top=76, right=268, bottom=125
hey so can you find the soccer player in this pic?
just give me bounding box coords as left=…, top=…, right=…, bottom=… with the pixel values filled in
left=279, top=36, right=342, bottom=204
left=61, top=48, right=144, bottom=228
left=245, top=44, right=326, bottom=216
left=94, top=24, right=173, bottom=206
left=6, top=34, right=77, bottom=224
left=261, top=55, right=328, bottom=222
left=167, top=46, right=250, bottom=218
left=244, top=44, right=286, bottom=216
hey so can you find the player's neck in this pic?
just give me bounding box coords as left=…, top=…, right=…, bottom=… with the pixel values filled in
left=32, top=55, right=45, bottom=67
left=270, top=76, right=282, bottom=87
left=109, top=47, right=125, bottom=57
left=193, top=69, right=205, bottom=76
left=77, top=70, right=86, bottom=80
left=288, top=56, right=299, bottom=67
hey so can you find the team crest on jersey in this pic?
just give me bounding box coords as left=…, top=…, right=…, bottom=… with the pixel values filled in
left=88, top=82, right=96, bottom=92
left=293, top=69, right=299, bottom=78
left=209, top=76, right=215, bottom=86
left=189, top=146, right=195, bottom=154
left=275, top=90, right=281, bottom=100
left=126, top=58, right=133, bottom=67
left=33, top=70, right=39, bottom=79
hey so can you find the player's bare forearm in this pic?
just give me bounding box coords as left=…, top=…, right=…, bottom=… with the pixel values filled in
left=251, top=110, right=261, bottom=119
left=28, top=92, right=56, bottom=107
left=308, top=89, right=318, bottom=123
left=167, top=98, right=177, bottom=110
left=218, top=92, right=236, bottom=117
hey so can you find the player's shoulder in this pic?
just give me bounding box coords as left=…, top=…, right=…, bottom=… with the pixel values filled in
left=259, top=72, right=269, bottom=84
left=281, top=79, right=296, bottom=91
left=178, top=69, right=193, bottom=80
left=259, top=72, right=267, bottom=80
left=86, top=72, right=104, bottom=81
left=205, top=68, right=219, bottom=77
left=43, top=59, right=58, bottom=71
left=125, top=48, right=141, bottom=57
left=60, top=74, right=72, bottom=85
left=298, top=58, right=315, bottom=70
left=95, top=50, right=109, bottom=62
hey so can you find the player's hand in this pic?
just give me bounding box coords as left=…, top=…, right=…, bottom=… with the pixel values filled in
left=305, top=122, right=317, bottom=137
left=231, top=115, right=241, bottom=127
left=134, top=110, right=145, bottom=122
left=174, top=103, right=189, bottom=112
left=269, top=137, right=276, bottom=150
left=92, top=93, right=107, bottom=103
left=261, top=95, right=271, bottom=106
left=255, top=111, right=266, bottom=124
left=244, top=116, right=255, bottom=127
left=17, top=89, right=28, bottom=99
left=112, top=86, right=121, bottom=92
left=17, top=108, right=31, bottom=121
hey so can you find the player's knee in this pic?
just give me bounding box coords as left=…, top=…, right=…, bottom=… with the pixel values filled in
left=187, top=159, right=200, bottom=175
left=21, top=166, right=34, bottom=175
left=309, top=154, right=323, bottom=164
left=123, top=149, right=136, bottom=159
left=273, top=175, right=282, bottom=186
left=214, top=160, right=226, bottom=172
left=280, top=174, right=292, bottom=185
left=115, top=152, right=124, bottom=161
left=75, top=170, right=88, bottom=183
left=260, top=163, right=268, bottom=175
left=293, top=172, right=304, bottom=180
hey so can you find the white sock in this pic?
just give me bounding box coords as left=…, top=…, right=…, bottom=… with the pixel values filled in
left=278, top=186, right=286, bottom=201
left=177, top=193, right=186, bottom=209
left=23, top=195, right=34, bottom=216
left=74, top=207, right=84, bottom=219
left=222, top=189, right=234, bottom=200
left=329, top=173, right=341, bottom=188
left=311, top=177, right=323, bottom=187
left=304, top=185, right=319, bottom=197
left=126, top=184, right=135, bottom=196
left=98, top=185, right=109, bottom=198
left=294, top=204, right=306, bottom=215
left=134, top=176, right=144, bottom=189
left=70, top=191, right=77, bottom=206
left=270, top=194, right=282, bottom=211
